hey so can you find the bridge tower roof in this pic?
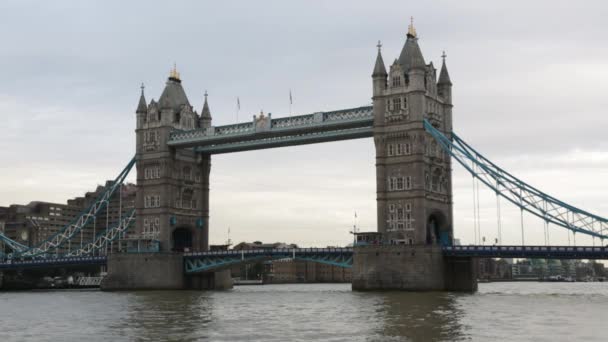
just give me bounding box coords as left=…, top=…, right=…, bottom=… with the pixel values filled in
left=398, top=18, right=426, bottom=71
left=136, top=83, right=147, bottom=113
left=159, top=64, right=191, bottom=111
left=372, top=41, right=387, bottom=77
left=438, top=52, right=452, bottom=85
left=201, top=90, right=211, bottom=119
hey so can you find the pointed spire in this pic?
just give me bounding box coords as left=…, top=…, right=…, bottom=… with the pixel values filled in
left=372, top=40, right=387, bottom=77
left=136, top=83, right=147, bottom=113
left=169, top=62, right=181, bottom=81
left=407, top=16, right=417, bottom=38
left=201, top=90, right=211, bottom=119
left=398, top=18, right=425, bottom=71
left=438, top=51, right=452, bottom=85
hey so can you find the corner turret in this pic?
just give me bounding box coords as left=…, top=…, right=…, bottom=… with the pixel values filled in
left=437, top=51, right=452, bottom=105
left=372, top=41, right=388, bottom=97
left=136, top=83, right=147, bottom=129
left=200, top=91, right=212, bottom=129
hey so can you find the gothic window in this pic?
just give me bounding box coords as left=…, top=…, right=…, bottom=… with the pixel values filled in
left=388, top=144, right=394, bottom=156
left=432, top=169, right=441, bottom=192
left=394, top=97, right=401, bottom=111
left=405, top=213, right=412, bottom=229
left=403, top=97, right=407, bottom=109
left=388, top=178, right=397, bottom=191
left=396, top=223, right=405, bottom=230
left=405, top=143, right=411, bottom=155
left=405, top=203, right=412, bottom=212
left=396, top=144, right=403, bottom=155
left=396, top=177, right=404, bottom=190
left=392, top=76, right=401, bottom=87
left=389, top=204, right=395, bottom=212
left=183, top=166, right=192, bottom=181
left=397, top=208, right=404, bottom=220
left=154, top=218, right=160, bottom=233
left=405, top=176, right=412, bottom=189
left=144, top=218, right=149, bottom=232
left=182, top=189, right=193, bottom=209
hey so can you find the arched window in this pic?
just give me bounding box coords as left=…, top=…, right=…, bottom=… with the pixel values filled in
left=183, top=166, right=192, bottom=181
left=182, top=189, right=193, bottom=209
left=432, top=169, right=441, bottom=192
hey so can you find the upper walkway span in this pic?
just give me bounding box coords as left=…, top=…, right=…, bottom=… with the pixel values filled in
left=167, top=106, right=373, bottom=153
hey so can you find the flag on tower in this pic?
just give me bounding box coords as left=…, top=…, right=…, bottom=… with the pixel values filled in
left=289, top=89, right=293, bottom=105
left=237, top=97, right=241, bottom=110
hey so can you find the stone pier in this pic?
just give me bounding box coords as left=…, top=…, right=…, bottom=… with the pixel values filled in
left=101, top=253, right=232, bottom=291
left=351, top=245, right=477, bottom=292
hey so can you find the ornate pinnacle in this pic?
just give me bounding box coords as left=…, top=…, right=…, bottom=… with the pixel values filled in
left=407, top=16, right=417, bottom=38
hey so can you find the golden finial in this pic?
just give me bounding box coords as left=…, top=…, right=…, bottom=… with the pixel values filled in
left=169, top=63, right=181, bottom=81
left=407, top=16, right=417, bottom=38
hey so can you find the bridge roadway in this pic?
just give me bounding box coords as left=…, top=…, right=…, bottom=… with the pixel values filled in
left=2, top=246, right=607, bottom=272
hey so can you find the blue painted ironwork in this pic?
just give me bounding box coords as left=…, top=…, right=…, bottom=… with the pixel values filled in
left=0, top=256, right=107, bottom=270
left=65, top=209, right=136, bottom=257
left=0, top=157, right=136, bottom=259
left=167, top=106, right=373, bottom=153
left=183, top=248, right=354, bottom=273
left=2, top=245, right=607, bottom=272
left=424, top=120, right=608, bottom=241
left=443, top=245, right=608, bottom=259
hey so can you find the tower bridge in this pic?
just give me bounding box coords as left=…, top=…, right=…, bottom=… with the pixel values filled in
left=1, top=21, right=607, bottom=292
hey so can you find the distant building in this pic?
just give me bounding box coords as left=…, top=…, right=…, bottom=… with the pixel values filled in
left=229, top=241, right=351, bottom=283
left=0, top=182, right=135, bottom=255
left=232, top=241, right=296, bottom=250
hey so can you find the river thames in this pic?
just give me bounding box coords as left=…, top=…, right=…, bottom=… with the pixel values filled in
left=0, top=282, right=606, bottom=341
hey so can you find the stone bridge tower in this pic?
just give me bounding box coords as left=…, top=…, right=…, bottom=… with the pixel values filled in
left=134, top=67, right=211, bottom=253
left=353, top=21, right=475, bottom=292
left=372, top=21, right=453, bottom=246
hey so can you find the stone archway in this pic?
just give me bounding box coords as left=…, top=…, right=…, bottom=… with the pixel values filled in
left=426, top=211, right=449, bottom=245
left=172, top=227, right=193, bottom=252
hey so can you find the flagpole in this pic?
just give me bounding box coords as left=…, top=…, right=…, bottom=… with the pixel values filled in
left=289, top=89, right=293, bottom=117
left=236, top=96, right=240, bottom=122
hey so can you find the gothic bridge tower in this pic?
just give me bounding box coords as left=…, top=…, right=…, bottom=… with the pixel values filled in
left=353, top=21, right=475, bottom=292
left=372, top=20, right=453, bottom=246
left=134, top=67, right=211, bottom=253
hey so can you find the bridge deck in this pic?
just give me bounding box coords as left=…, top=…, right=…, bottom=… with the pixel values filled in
left=443, top=245, right=608, bottom=259
left=1, top=246, right=606, bottom=271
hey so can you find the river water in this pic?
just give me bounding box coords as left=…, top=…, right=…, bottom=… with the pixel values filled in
left=0, top=282, right=606, bottom=342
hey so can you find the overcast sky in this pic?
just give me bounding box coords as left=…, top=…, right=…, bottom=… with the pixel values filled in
left=1, top=0, right=607, bottom=247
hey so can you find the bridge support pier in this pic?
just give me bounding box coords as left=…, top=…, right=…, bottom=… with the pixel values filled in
left=352, top=245, right=477, bottom=292
left=186, top=269, right=232, bottom=290
left=101, top=254, right=233, bottom=291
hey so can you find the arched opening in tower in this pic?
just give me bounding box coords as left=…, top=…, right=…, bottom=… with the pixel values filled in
left=426, top=212, right=449, bottom=246
left=172, top=227, right=193, bottom=252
